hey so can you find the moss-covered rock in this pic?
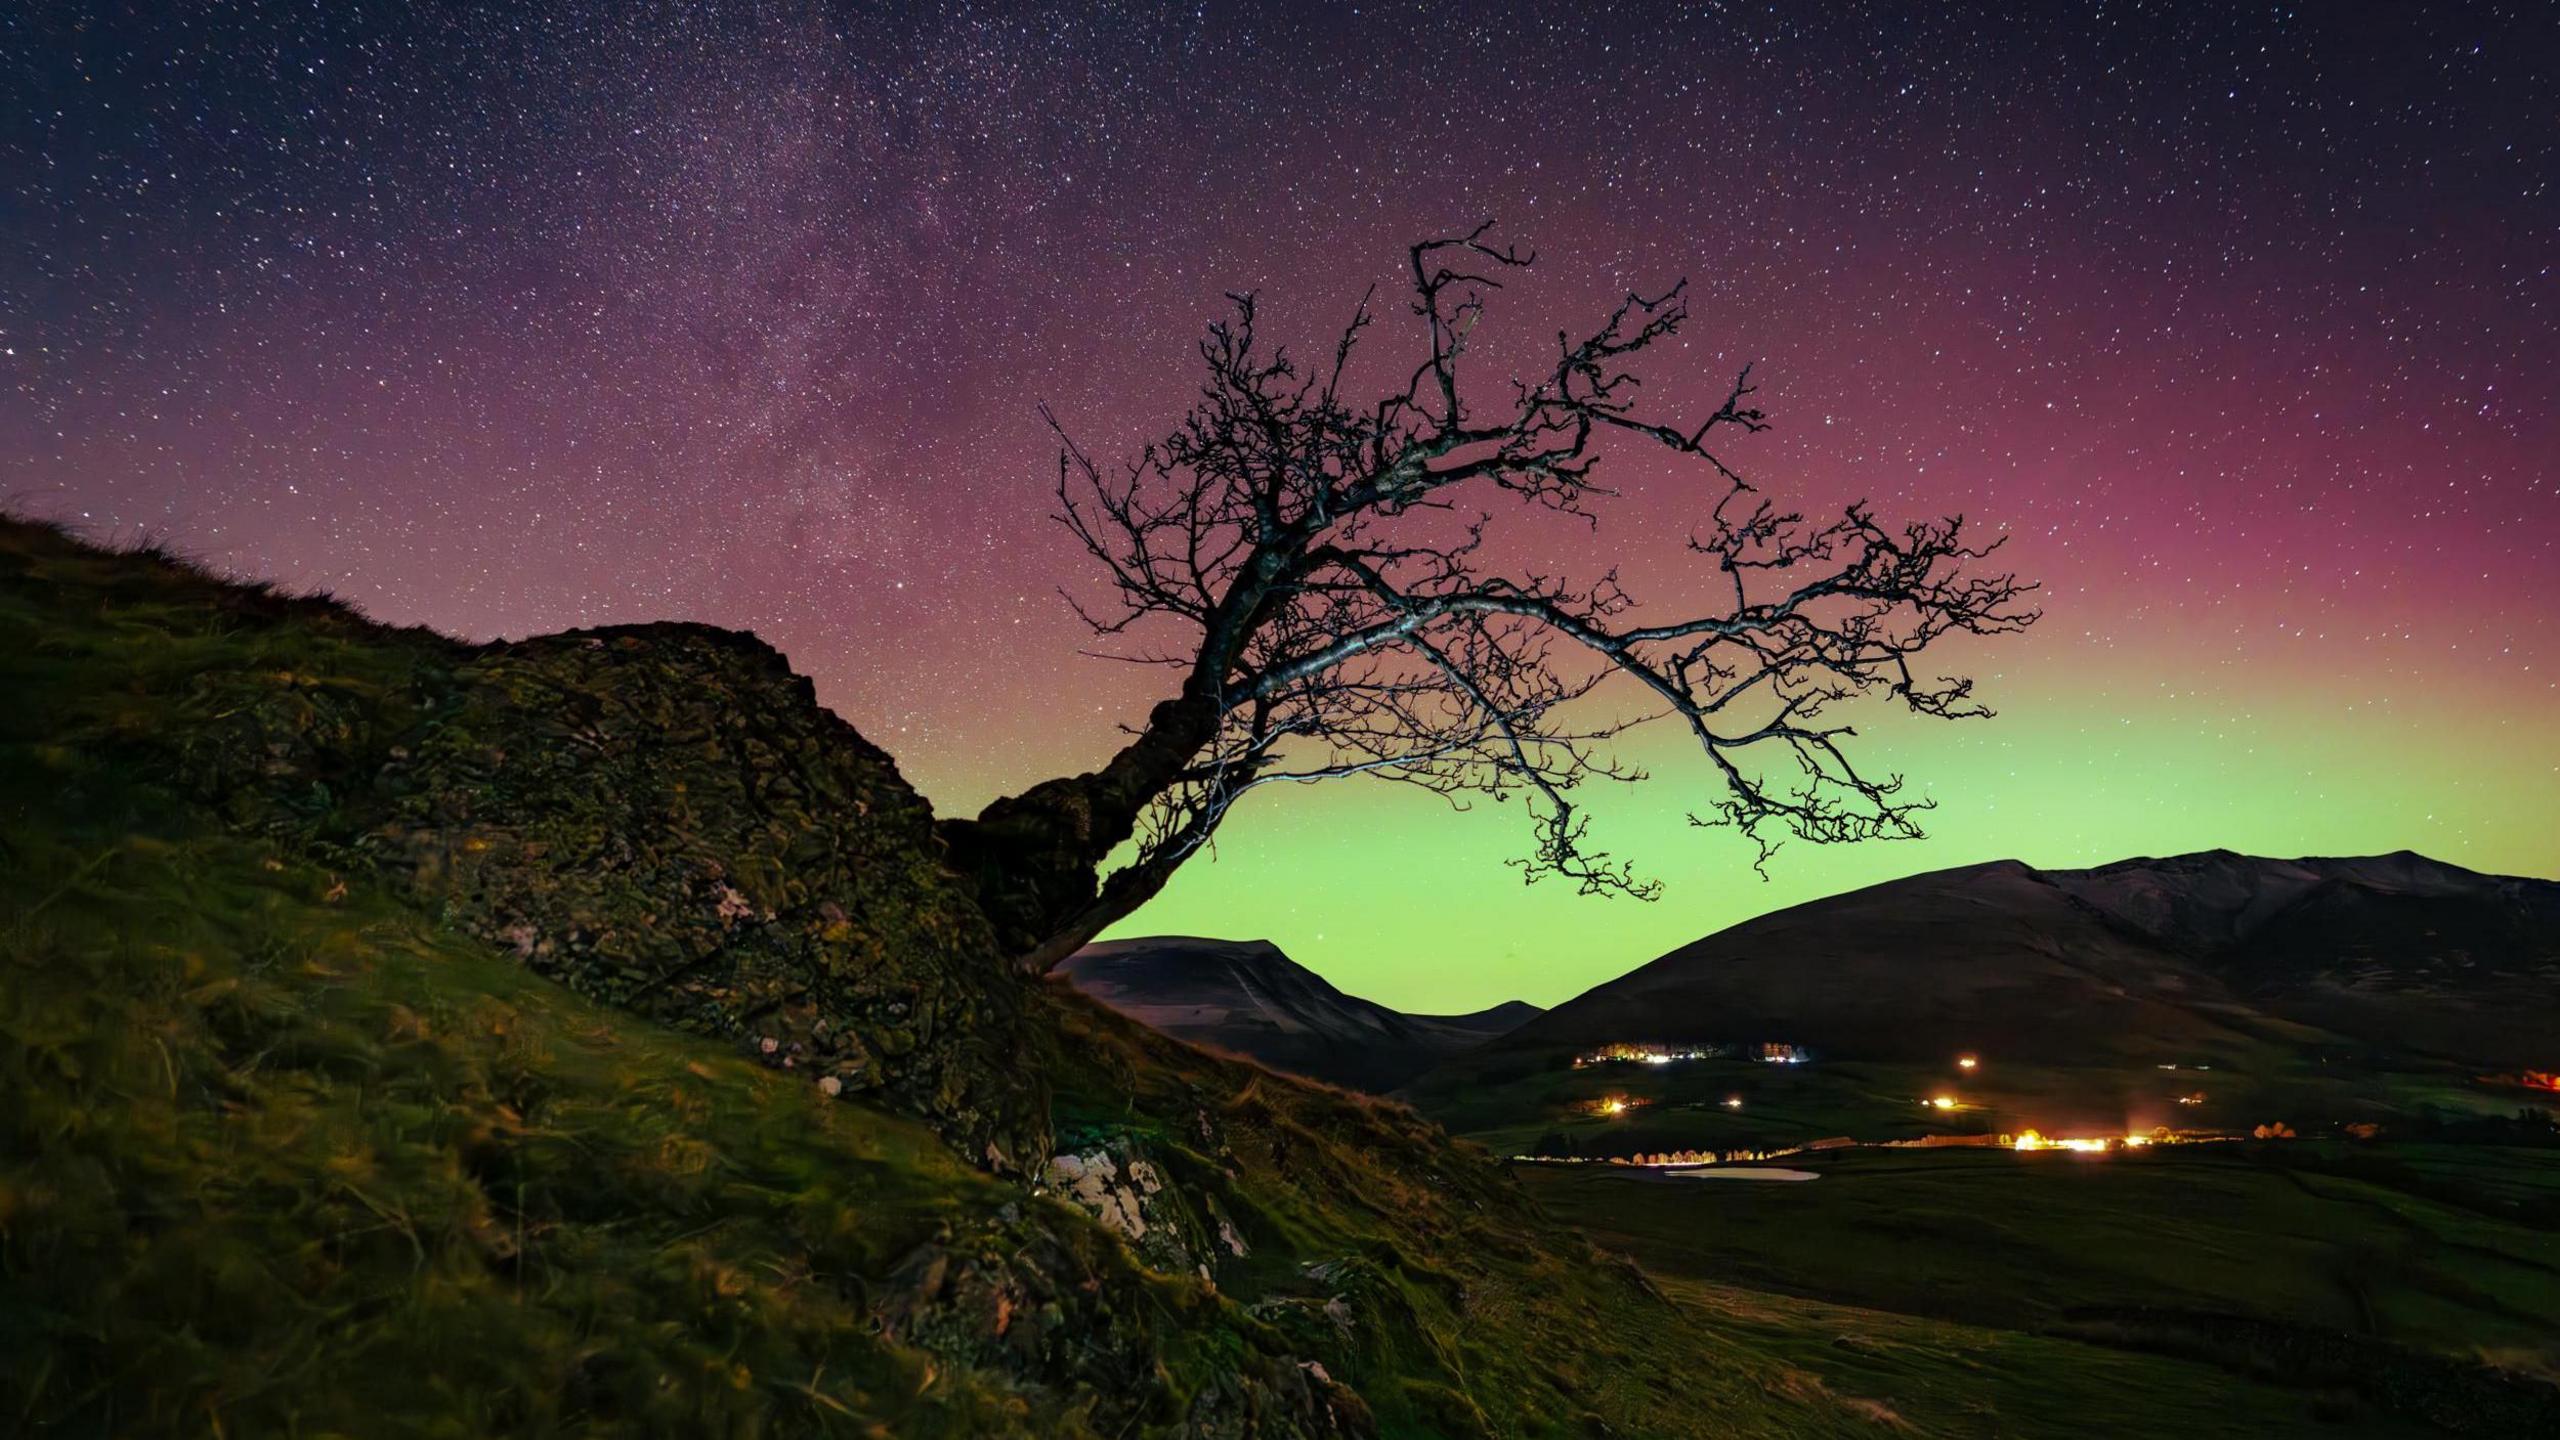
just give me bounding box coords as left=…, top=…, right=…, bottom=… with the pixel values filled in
left=0, top=520, right=1046, bottom=1170
left=366, top=624, right=1043, bottom=1170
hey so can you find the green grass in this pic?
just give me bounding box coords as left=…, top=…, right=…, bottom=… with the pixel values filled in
left=1653, top=1276, right=2446, bottom=1439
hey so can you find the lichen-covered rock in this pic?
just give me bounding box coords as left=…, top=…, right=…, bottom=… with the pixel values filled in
left=1043, top=1135, right=1210, bottom=1276
left=1047, top=1148, right=1152, bottom=1237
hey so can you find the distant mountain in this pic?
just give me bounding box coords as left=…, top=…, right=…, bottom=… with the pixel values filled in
left=1477, top=851, right=2560, bottom=1069
left=1060, top=936, right=1540, bottom=1091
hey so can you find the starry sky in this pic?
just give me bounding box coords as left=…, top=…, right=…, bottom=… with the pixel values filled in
left=9, top=2, right=2556, bottom=1011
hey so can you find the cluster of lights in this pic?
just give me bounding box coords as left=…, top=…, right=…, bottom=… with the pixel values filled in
left=1577, top=1043, right=2259, bottom=1161
left=1573, top=1043, right=1719, bottom=1069
left=1572, top=1041, right=1809, bottom=1071
left=1927, top=1055, right=1977, bottom=1115
left=2011, top=1129, right=2151, bottom=1154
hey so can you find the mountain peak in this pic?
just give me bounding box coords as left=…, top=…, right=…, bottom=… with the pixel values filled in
left=1061, top=936, right=1540, bottom=1092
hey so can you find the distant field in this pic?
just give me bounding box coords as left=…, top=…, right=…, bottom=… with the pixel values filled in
left=1652, top=1275, right=2450, bottom=1440
left=1520, top=1144, right=2560, bottom=1380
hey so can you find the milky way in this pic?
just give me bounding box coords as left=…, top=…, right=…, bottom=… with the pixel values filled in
left=9, top=2, right=2555, bottom=1008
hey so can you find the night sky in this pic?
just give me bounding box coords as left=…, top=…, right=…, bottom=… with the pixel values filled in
left=10, top=2, right=2556, bottom=1011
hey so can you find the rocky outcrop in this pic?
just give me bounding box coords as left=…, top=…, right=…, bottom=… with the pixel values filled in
left=367, top=625, right=1044, bottom=1169
left=98, top=559, right=1046, bottom=1167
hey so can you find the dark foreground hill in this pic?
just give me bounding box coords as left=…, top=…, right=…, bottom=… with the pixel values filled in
left=1479, top=852, right=2560, bottom=1070
left=1061, top=936, right=1537, bottom=1091
left=7, top=517, right=2546, bottom=1438
left=0, top=519, right=1709, bottom=1437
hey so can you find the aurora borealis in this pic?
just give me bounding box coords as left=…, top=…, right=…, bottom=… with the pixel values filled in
left=10, top=3, right=2554, bottom=1011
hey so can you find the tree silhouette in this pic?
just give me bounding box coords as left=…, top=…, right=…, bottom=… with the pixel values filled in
left=942, top=226, right=2038, bottom=971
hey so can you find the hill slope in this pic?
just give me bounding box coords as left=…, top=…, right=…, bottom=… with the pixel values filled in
left=1061, top=936, right=1536, bottom=1091
left=1484, top=852, right=2560, bottom=1069
left=10, top=517, right=2538, bottom=1437
left=0, top=518, right=2099, bottom=1438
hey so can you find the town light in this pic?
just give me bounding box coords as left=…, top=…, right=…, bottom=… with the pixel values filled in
left=2012, top=1130, right=2152, bottom=1154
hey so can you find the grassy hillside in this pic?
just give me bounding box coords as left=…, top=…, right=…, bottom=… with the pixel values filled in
left=0, top=518, right=1813, bottom=1437
left=0, top=521, right=1350, bottom=1435
left=0, top=800, right=1223, bottom=1435
left=1, top=517, right=2539, bottom=1438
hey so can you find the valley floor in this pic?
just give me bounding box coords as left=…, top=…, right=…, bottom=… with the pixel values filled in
left=1513, top=1145, right=2560, bottom=1436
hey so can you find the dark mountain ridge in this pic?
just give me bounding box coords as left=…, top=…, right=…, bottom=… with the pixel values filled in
left=1489, top=849, right=2560, bottom=1068
left=1060, top=936, right=1537, bottom=1091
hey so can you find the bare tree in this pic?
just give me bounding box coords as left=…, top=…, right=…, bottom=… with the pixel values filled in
left=941, top=227, right=2038, bottom=972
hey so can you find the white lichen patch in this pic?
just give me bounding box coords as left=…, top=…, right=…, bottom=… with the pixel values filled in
left=1047, top=1148, right=1151, bottom=1239
left=1125, top=1156, right=1163, bottom=1196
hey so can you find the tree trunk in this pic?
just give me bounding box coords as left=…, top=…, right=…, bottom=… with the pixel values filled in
left=936, top=691, right=1218, bottom=971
